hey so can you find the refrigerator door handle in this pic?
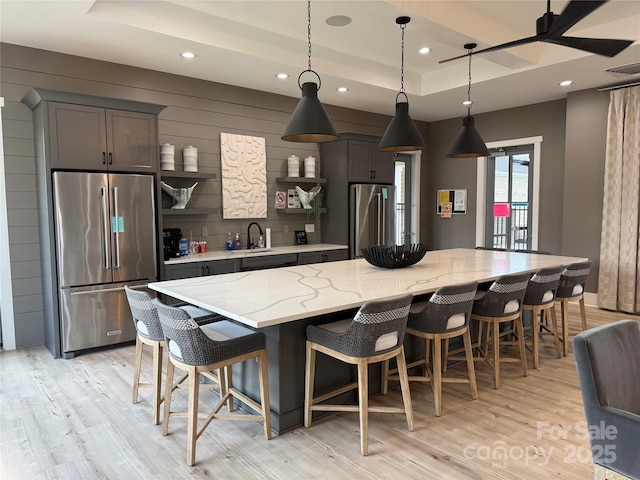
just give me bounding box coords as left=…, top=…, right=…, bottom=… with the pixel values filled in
left=101, top=186, right=110, bottom=271
left=375, top=192, right=382, bottom=245
left=381, top=195, right=387, bottom=246
left=113, top=186, right=121, bottom=269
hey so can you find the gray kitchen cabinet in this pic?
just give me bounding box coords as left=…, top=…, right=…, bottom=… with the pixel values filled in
left=48, top=102, right=158, bottom=172
left=240, top=254, right=298, bottom=271
left=297, top=249, right=348, bottom=265
left=165, top=259, right=238, bottom=280
left=348, top=139, right=394, bottom=184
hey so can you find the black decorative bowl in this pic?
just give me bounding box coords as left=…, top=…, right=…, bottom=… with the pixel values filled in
left=361, top=243, right=428, bottom=269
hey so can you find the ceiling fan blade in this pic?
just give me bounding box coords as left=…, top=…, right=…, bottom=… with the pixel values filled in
left=546, top=0, right=607, bottom=37
left=544, top=36, right=634, bottom=57
left=439, top=35, right=541, bottom=64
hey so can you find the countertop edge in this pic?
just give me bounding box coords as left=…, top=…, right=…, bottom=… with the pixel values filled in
left=164, top=243, right=348, bottom=265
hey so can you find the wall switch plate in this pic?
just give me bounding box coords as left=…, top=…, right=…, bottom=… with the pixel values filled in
left=305, top=223, right=315, bottom=233
left=201, top=227, right=208, bottom=237
left=284, top=224, right=289, bottom=233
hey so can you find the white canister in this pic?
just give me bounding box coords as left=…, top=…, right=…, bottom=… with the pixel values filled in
left=160, top=143, right=175, bottom=171
left=287, top=155, right=300, bottom=177
left=304, top=156, right=316, bottom=178
left=183, top=146, right=198, bottom=172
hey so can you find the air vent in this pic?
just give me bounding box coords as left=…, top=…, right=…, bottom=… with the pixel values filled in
left=605, top=62, right=640, bottom=77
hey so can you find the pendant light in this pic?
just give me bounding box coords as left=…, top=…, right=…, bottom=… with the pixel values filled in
left=446, top=43, right=489, bottom=158
left=378, top=16, right=425, bottom=152
left=282, top=0, right=337, bottom=143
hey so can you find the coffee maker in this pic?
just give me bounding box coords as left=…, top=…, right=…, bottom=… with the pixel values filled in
left=163, top=228, right=182, bottom=260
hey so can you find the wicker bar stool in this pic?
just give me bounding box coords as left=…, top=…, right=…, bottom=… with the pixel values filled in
left=555, top=261, right=592, bottom=356
left=382, top=282, right=479, bottom=417
left=154, top=299, right=271, bottom=466
left=461, top=272, right=530, bottom=390
left=304, top=294, right=414, bottom=456
left=521, top=266, right=563, bottom=369
left=124, top=286, right=221, bottom=425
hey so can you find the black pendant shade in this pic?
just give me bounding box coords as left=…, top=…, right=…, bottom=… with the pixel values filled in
left=446, top=115, right=490, bottom=158
left=378, top=16, right=425, bottom=152
left=379, top=100, right=425, bottom=152
left=282, top=82, right=338, bottom=143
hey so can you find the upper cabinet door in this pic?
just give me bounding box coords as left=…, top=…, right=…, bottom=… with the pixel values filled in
left=49, top=103, right=107, bottom=170
left=348, top=140, right=394, bottom=184
left=348, top=140, right=375, bottom=183
left=106, top=109, right=157, bottom=172
left=48, top=102, right=157, bottom=172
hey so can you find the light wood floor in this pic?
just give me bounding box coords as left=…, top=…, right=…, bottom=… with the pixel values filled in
left=1, top=305, right=638, bottom=480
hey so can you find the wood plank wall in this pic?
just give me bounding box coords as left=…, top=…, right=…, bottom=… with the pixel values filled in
left=0, top=42, right=429, bottom=348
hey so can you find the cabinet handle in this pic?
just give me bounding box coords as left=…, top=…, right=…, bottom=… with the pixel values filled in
left=102, top=152, right=106, bottom=165
left=108, top=152, right=113, bottom=165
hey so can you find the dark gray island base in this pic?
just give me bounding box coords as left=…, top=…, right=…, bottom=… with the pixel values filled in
left=149, top=248, right=588, bottom=434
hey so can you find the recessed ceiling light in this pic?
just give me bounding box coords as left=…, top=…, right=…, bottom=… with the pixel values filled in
left=559, top=80, right=573, bottom=86
left=276, top=73, right=289, bottom=79
left=180, top=52, right=197, bottom=59
left=337, top=87, right=349, bottom=93
left=326, top=15, right=352, bottom=27
left=418, top=47, right=431, bottom=54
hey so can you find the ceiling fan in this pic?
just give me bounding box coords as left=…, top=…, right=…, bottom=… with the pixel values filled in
left=439, top=0, right=634, bottom=64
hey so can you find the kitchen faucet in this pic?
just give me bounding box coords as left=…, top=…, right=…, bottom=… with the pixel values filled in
left=247, top=222, right=264, bottom=249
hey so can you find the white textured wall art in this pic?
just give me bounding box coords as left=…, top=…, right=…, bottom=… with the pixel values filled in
left=220, top=133, right=267, bottom=219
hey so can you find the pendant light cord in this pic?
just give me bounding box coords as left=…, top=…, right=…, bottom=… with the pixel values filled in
left=307, top=0, right=312, bottom=72
left=400, top=22, right=406, bottom=95
left=465, top=44, right=475, bottom=118
left=394, top=16, right=410, bottom=103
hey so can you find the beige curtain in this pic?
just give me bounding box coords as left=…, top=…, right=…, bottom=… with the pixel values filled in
left=598, top=86, right=640, bottom=313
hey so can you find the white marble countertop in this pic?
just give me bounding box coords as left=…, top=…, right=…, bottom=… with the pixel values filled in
left=149, top=248, right=588, bottom=329
left=164, top=243, right=347, bottom=265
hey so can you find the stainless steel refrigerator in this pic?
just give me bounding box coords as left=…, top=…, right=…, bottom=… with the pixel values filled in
left=350, top=184, right=396, bottom=258
left=52, top=171, right=157, bottom=357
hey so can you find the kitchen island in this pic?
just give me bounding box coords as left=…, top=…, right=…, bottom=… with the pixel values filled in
left=149, top=248, right=587, bottom=433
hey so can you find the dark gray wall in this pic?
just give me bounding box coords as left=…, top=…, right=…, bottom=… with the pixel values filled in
left=0, top=41, right=612, bottom=348
left=425, top=100, right=567, bottom=254
left=424, top=93, right=609, bottom=293
left=0, top=42, right=427, bottom=348
left=563, top=88, right=610, bottom=292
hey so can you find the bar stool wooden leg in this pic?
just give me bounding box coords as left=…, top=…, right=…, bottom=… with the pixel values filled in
left=186, top=367, right=199, bottom=466
left=462, top=329, right=478, bottom=400
left=549, top=306, right=562, bottom=359
left=531, top=306, right=540, bottom=370
left=151, top=342, right=163, bottom=425
left=432, top=335, right=442, bottom=417
left=357, top=360, right=369, bottom=456
left=579, top=297, right=587, bottom=331
left=304, top=341, right=316, bottom=428
left=492, top=320, right=500, bottom=389
left=381, top=359, right=390, bottom=395
left=162, top=359, right=175, bottom=436
left=560, top=300, right=570, bottom=356
left=132, top=335, right=143, bottom=404
left=395, top=346, right=414, bottom=431
left=515, top=315, right=528, bottom=378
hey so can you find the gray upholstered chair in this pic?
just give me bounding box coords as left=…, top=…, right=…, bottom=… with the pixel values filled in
left=124, top=286, right=220, bottom=425
left=555, top=260, right=592, bottom=356
left=465, top=272, right=530, bottom=389
left=304, top=294, right=414, bottom=456
left=522, top=266, right=563, bottom=369
left=154, top=299, right=271, bottom=466
left=382, top=282, right=479, bottom=417
left=573, top=320, right=640, bottom=480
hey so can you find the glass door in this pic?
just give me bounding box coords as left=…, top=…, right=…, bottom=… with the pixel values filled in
left=485, top=145, right=533, bottom=250
left=394, top=154, right=413, bottom=245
